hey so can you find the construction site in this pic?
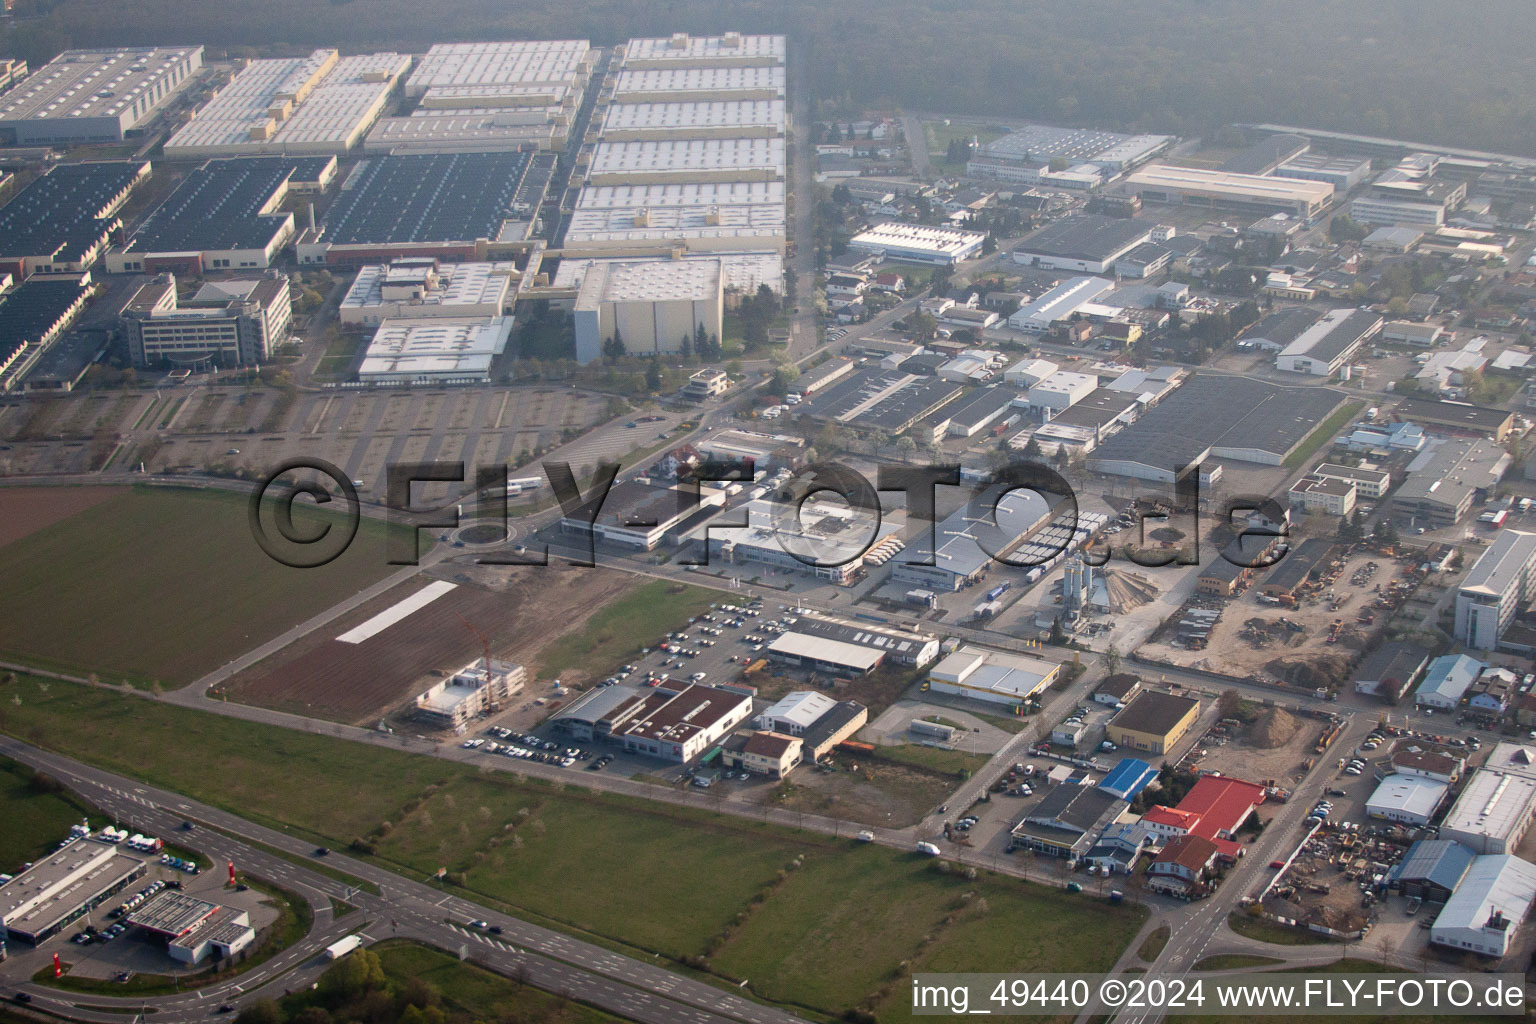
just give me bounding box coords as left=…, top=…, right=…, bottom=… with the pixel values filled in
left=1172, top=701, right=1347, bottom=790
left=1140, top=543, right=1429, bottom=693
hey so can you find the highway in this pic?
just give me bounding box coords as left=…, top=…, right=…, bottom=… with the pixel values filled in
left=0, top=737, right=807, bottom=1024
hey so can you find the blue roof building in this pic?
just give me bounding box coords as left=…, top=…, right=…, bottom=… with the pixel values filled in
left=1098, top=757, right=1158, bottom=800
left=1390, top=839, right=1475, bottom=903
left=1416, top=654, right=1484, bottom=709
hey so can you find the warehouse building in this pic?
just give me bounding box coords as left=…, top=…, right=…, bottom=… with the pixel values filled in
left=164, top=50, right=410, bottom=158
left=1124, top=164, right=1335, bottom=220
left=586, top=137, right=785, bottom=184
left=847, top=223, right=985, bottom=265
left=0, top=835, right=146, bottom=944
left=753, top=691, right=868, bottom=760
left=572, top=257, right=723, bottom=364
left=0, top=273, right=98, bottom=391
left=413, top=659, right=526, bottom=730
left=1237, top=307, right=1322, bottom=352
left=609, top=682, right=754, bottom=762
left=1455, top=530, right=1536, bottom=651
left=798, top=701, right=868, bottom=760
left=1441, top=743, right=1536, bottom=855
left=926, top=645, right=1060, bottom=709
left=1089, top=374, right=1346, bottom=482
left=1106, top=691, right=1201, bottom=755
left=559, top=479, right=724, bottom=551
left=120, top=272, right=292, bottom=368
left=1352, top=641, right=1430, bottom=700
left=1098, top=758, right=1159, bottom=801
left=622, top=33, right=786, bottom=69
left=1271, top=152, right=1373, bottom=190
left=699, top=494, right=901, bottom=584
left=1011, top=784, right=1126, bottom=861
left=1392, top=438, right=1510, bottom=529
left=973, top=124, right=1170, bottom=175
left=0, top=160, right=149, bottom=278
left=1010, top=215, right=1155, bottom=274
left=127, top=891, right=255, bottom=965
left=1259, top=537, right=1336, bottom=599
left=601, top=99, right=785, bottom=140
left=363, top=111, right=562, bottom=154
left=768, top=612, right=939, bottom=675
left=356, top=316, right=512, bottom=383
left=890, top=487, right=1054, bottom=593
left=340, top=259, right=516, bottom=325
left=0, top=47, right=203, bottom=145
left=1415, top=654, right=1484, bottom=710
left=1350, top=174, right=1466, bottom=228
left=1274, top=307, right=1383, bottom=376
left=1430, top=854, right=1536, bottom=957
left=563, top=181, right=785, bottom=254
left=1394, top=396, right=1516, bottom=442
left=555, top=252, right=782, bottom=303
left=1006, top=276, right=1116, bottom=333
left=1365, top=775, right=1448, bottom=826
left=109, top=156, right=336, bottom=274
left=1028, top=370, right=1098, bottom=416
left=1389, top=839, right=1475, bottom=903
left=611, top=65, right=785, bottom=103
left=298, top=151, right=537, bottom=266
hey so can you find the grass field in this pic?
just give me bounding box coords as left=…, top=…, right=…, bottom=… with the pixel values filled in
left=1137, top=924, right=1170, bottom=961
left=0, top=486, right=412, bottom=684
left=534, top=578, right=719, bottom=679
left=1227, top=910, right=1336, bottom=945
left=0, top=756, right=92, bottom=870
left=924, top=120, right=1008, bottom=175
left=1192, top=953, right=1283, bottom=971
left=0, top=675, right=1145, bottom=1020
left=1283, top=401, right=1363, bottom=469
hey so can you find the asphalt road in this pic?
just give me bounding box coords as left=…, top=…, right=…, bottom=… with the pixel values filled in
left=0, top=736, right=806, bottom=1024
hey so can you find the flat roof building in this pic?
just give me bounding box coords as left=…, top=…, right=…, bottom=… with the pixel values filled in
left=601, top=100, right=785, bottom=140
left=1106, top=691, right=1201, bottom=755
left=0, top=160, right=149, bottom=277
left=357, top=315, right=513, bottom=383
left=698, top=495, right=900, bottom=585
left=1089, top=374, right=1346, bottom=481
left=611, top=65, right=785, bottom=103
left=1125, top=164, right=1334, bottom=220
left=299, top=151, right=536, bottom=266
left=612, top=682, right=755, bottom=762
left=1394, top=396, right=1516, bottom=441
left=563, top=181, right=786, bottom=254
left=926, top=645, right=1060, bottom=709
left=572, top=257, right=723, bottom=365
left=121, top=272, right=292, bottom=368
left=554, top=252, right=783, bottom=297
left=109, top=156, right=337, bottom=275
left=0, top=836, right=146, bottom=945
left=622, top=34, right=786, bottom=68
left=777, top=611, right=940, bottom=669
left=847, top=223, right=985, bottom=266
left=586, top=137, right=785, bottom=184
left=1441, top=744, right=1536, bottom=855
left=1006, top=276, right=1116, bottom=333
left=559, top=479, right=724, bottom=551
left=164, top=50, right=410, bottom=158
left=1010, top=216, right=1155, bottom=274
left=979, top=124, right=1170, bottom=172
left=414, top=659, right=527, bottom=730
left=0, top=273, right=97, bottom=392
left=889, top=487, right=1055, bottom=593
left=1272, top=152, right=1373, bottom=189
left=340, top=259, right=516, bottom=325
left=1392, top=438, right=1510, bottom=529
left=1456, top=530, right=1536, bottom=651
left=0, top=47, right=203, bottom=145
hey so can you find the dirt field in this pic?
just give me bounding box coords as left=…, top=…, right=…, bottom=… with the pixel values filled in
left=0, top=486, right=126, bottom=548
left=750, top=757, right=955, bottom=828
left=1185, top=704, right=1336, bottom=788
left=1142, top=549, right=1418, bottom=688
left=223, top=565, right=634, bottom=724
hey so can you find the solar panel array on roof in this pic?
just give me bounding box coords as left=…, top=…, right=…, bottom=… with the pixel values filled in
left=322, top=152, right=533, bottom=245
left=0, top=161, right=144, bottom=263
left=124, top=157, right=333, bottom=256
left=0, top=276, right=93, bottom=370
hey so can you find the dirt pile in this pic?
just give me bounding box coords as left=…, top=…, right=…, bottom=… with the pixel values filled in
left=1249, top=707, right=1298, bottom=749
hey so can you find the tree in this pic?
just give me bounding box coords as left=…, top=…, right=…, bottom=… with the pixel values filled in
left=1217, top=688, right=1242, bottom=720
left=1104, top=643, right=1121, bottom=675
left=601, top=330, right=625, bottom=363
left=1328, top=214, right=1369, bottom=243
left=909, top=311, right=938, bottom=341
left=1022, top=435, right=1044, bottom=460
left=770, top=364, right=798, bottom=396
left=645, top=359, right=662, bottom=391
left=1048, top=156, right=1070, bottom=172
left=234, top=1001, right=283, bottom=1024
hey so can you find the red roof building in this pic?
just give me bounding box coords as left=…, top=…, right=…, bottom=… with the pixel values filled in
left=1141, top=775, right=1266, bottom=860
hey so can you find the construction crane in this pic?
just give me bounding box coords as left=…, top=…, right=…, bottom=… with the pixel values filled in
left=454, top=611, right=492, bottom=682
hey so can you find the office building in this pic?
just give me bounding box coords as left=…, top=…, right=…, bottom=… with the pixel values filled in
left=1455, top=530, right=1536, bottom=651
left=1288, top=474, right=1356, bottom=516
left=413, top=659, right=527, bottom=729
left=0, top=47, right=202, bottom=144
left=121, top=272, right=292, bottom=368
left=1312, top=462, right=1390, bottom=499
left=614, top=682, right=755, bottom=762
left=1350, top=172, right=1467, bottom=228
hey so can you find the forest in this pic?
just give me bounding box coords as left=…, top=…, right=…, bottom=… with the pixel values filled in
left=4, top=0, right=1536, bottom=155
